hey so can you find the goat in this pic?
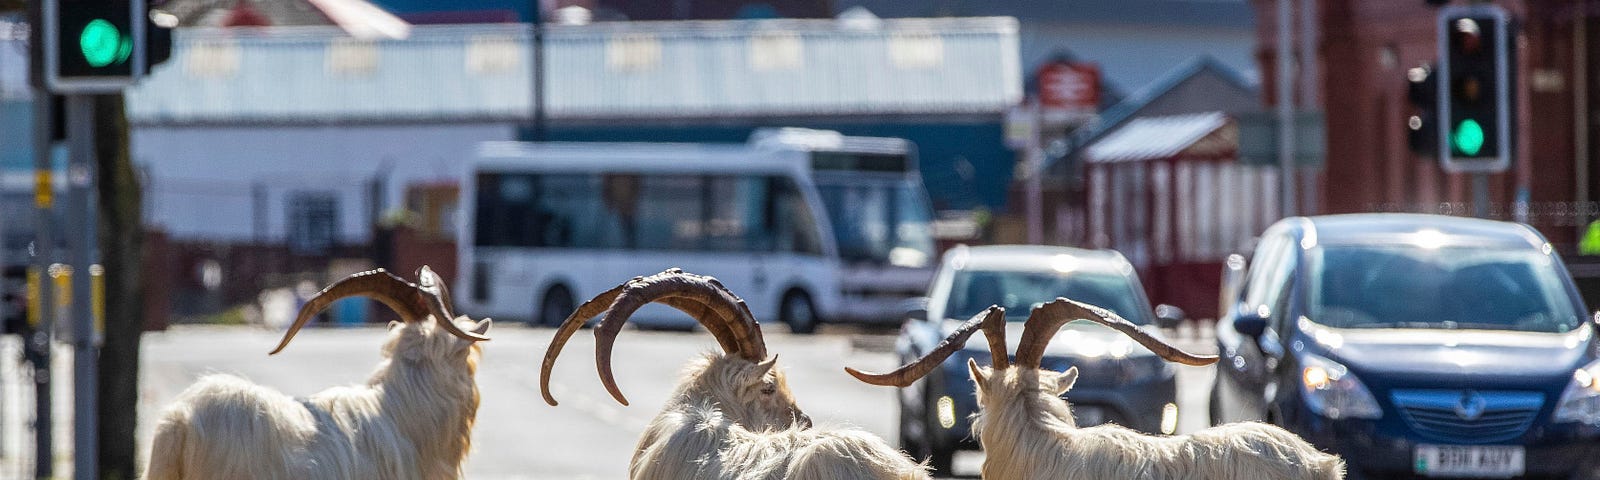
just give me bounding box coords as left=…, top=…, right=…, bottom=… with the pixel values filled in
left=849, top=298, right=1345, bottom=480
left=540, top=268, right=929, bottom=480
left=144, top=266, right=492, bottom=480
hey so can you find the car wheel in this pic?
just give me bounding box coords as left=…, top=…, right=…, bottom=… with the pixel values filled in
left=780, top=290, right=818, bottom=334
left=1209, top=373, right=1224, bottom=426
left=537, top=285, right=575, bottom=327
left=897, top=383, right=928, bottom=462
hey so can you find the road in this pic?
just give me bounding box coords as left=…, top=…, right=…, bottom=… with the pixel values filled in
left=4, top=323, right=1217, bottom=479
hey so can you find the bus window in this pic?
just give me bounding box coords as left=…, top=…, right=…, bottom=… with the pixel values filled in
left=474, top=173, right=537, bottom=247
left=636, top=175, right=706, bottom=250
left=707, top=176, right=775, bottom=252
left=539, top=174, right=624, bottom=248
left=772, top=177, right=822, bottom=256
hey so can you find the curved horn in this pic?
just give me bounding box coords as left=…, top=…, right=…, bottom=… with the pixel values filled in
left=594, top=269, right=766, bottom=406
left=846, top=306, right=1007, bottom=387
left=541, top=282, right=626, bottom=406
left=540, top=269, right=763, bottom=406
left=1019, top=298, right=1218, bottom=367
left=270, top=269, right=429, bottom=355
left=413, top=266, right=489, bottom=343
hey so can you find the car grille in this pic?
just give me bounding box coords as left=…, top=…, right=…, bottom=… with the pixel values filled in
left=1390, top=389, right=1544, bottom=444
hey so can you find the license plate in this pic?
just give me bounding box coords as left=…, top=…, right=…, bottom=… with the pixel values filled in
left=1414, top=445, right=1524, bottom=478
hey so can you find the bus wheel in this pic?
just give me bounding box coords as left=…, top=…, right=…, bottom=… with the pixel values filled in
left=780, top=290, right=818, bottom=334
left=537, top=285, right=575, bottom=328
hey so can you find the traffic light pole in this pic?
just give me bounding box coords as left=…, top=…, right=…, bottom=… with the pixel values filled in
left=64, top=94, right=97, bottom=480
left=28, top=91, right=55, bottom=480
left=1473, top=174, right=1490, bottom=218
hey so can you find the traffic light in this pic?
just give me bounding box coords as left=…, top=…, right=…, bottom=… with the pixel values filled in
left=1406, top=64, right=1437, bottom=156
left=43, top=0, right=146, bottom=93
left=1436, top=5, right=1512, bottom=173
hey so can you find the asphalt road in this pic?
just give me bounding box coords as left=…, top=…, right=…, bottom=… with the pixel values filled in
left=4, top=323, right=1217, bottom=479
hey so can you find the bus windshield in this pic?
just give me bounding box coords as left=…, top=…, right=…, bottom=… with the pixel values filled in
left=815, top=179, right=934, bottom=268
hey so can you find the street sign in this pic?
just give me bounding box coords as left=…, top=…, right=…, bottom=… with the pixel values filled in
left=1037, top=61, right=1099, bottom=115
left=1237, top=111, right=1326, bottom=167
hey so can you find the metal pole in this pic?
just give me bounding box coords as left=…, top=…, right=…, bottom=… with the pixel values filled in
left=1473, top=173, right=1489, bottom=218
left=1277, top=0, right=1297, bottom=217
left=29, top=91, right=54, bottom=480
left=1026, top=104, right=1044, bottom=244
left=530, top=3, right=546, bottom=142
left=1576, top=11, right=1589, bottom=237
left=64, top=94, right=96, bottom=480
left=1298, top=0, right=1318, bottom=216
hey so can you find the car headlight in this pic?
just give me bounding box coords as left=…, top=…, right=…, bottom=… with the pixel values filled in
left=1299, top=352, right=1382, bottom=419
left=1553, top=359, right=1600, bottom=424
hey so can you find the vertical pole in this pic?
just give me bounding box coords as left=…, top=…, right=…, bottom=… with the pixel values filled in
left=65, top=95, right=97, bottom=480
left=29, top=91, right=54, bottom=480
left=1473, top=173, right=1490, bottom=218
left=1298, top=0, right=1318, bottom=216
left=530, top=2, right=547, bottom=142
left=252, top=181, right=267, bottom=243
left=1026, top=104, right=1044, bottom=244
left=1576, top=12, right=1589, bottom=236
left=1277, top=0, right=1297, bottom=218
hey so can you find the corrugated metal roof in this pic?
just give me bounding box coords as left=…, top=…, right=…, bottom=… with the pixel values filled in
left=1085, top=111, right=1226, bottom=163
left=126, top=17, right=1021, bottom=125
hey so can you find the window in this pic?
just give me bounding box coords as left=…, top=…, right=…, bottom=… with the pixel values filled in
left=635, top=175, right=705, bottom=250
left=773, top=177, right=823, bottom=255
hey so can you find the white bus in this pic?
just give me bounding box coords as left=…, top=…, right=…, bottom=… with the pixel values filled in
left=458, top=128, right=936, bottom=333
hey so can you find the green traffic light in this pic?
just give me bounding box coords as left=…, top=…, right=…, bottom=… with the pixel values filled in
left=79, top=19, right=132, bottom=68
left=1452, top=118, right=1486, bottom=156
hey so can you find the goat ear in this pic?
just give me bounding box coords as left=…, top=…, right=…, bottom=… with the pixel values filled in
left=1053, top=366, right=1079, bottom=395
left=387, top=320, right=403, bottom=331
left=471, top=318, right=492, bottom=335
left=751, top=355, right=779, bottom=381
left=967, top=358, right=989, bottom=387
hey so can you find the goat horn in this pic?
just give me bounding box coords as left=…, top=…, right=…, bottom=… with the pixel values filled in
left=541, top=282, right=626, bottom=406
left=846, top=306, right=1006, bottom=387
left=594, top=269, right=766, bottom=406
left=1019, top=298, right=1217, bottom=368
left=271, top=269, right=428, bottom=355
left=413, top=266, right=489, bottom=343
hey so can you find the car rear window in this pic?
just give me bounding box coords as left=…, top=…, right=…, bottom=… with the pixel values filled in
left=944, top=269, right=1150, bottom=325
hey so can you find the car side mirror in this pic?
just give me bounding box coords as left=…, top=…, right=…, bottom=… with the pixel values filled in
left=903, top=297, right=930, bottom=322
left=1233, top=310, right=1268, bottom=338
left=1154, top=304, right=1185, bottom=329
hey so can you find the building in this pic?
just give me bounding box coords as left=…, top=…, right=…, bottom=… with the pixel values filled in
left=1253, top=0, right=1595, bottom=274
left=127, top=18, right=1023, bottom=243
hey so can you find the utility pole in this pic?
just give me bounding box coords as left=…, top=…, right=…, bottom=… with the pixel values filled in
left=1276, top=0, right=1297, bottom=217
left=27, top=93, right=55, bottom=480
left=530, top=0, right=546, bottom=142
left=65, top=94, right=98, bottom=480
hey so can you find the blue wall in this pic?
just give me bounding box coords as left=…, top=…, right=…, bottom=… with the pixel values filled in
left=528, top=121, right=1014, bottom=211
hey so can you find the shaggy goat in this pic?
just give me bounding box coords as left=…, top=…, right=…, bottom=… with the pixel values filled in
left=145, top=266, right=492, bottom=480
left=849, top=299, right=1345, bottom=480
left=540, top=268, right=929, bottom=480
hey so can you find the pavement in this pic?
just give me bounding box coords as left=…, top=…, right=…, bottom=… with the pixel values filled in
left=0, top=322, right=1219, bottom=479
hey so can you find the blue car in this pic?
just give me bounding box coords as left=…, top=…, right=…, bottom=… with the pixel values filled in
left=1212, top=213, right=1600, bottom=479
left=890, top=245, right=1185, bottom=475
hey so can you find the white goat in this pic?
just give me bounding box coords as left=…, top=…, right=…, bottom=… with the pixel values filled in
left=144, top=266, right=492, bottom=480
left=849, top=299, right=1345, bottom=480
left=541, top=268, right=929, bottom=480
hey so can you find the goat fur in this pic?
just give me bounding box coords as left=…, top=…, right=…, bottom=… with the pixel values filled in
left=628, top=353, right=929, bottom=480
left=144, top=318, right=486, bottom=480
left=968, top=361, right=1345, bottom=480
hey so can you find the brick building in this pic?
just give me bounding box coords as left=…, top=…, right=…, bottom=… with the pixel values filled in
left=1256, top=0, right=1597, bottom=250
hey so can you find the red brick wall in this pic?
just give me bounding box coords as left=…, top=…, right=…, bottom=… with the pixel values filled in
left=1253, top=0, right=1584, bottom=247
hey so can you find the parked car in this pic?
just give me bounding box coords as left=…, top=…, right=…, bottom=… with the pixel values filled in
left=890, top=244, right=1185, bottom=474
left=1212, top=213, right=1600, bottom=479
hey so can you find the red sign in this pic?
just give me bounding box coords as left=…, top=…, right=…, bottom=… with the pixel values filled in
left=1037, top=62, right=1100, bottom=113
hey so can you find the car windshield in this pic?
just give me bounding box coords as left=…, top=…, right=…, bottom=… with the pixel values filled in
left=1308, top=244, right=1581, bottom=333
left=944, top=269, right=1151, bottom=325
left=815, top=180, right=935, bottom=268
